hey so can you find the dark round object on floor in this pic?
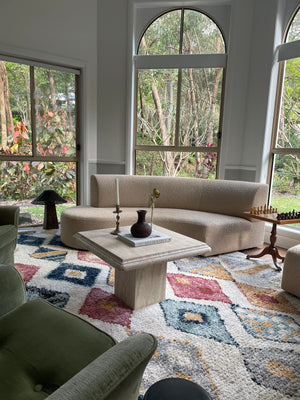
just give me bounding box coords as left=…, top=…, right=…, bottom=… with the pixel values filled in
left=143, top=378, right=213, bottom=400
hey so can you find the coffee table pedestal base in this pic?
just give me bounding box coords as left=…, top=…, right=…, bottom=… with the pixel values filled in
left=115, top=262, right=167, bottom=309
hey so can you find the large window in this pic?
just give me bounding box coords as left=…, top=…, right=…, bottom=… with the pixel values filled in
left=269, top=8, right=300, bottom=227
left=0, top=58, right=80, bottom=225
left=134, top=8, right=226, bottom=178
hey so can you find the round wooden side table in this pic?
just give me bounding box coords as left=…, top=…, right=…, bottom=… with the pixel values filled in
left=143, top=378, right=213, bottom=400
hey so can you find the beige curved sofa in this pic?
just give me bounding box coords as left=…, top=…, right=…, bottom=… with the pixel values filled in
left=61, top=174, right=268, bottom=256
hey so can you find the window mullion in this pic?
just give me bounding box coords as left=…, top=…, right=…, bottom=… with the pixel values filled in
left=30, top=66, right=37, bottom=158
left=175, top=69, right=182, bottom=147
left=175, top=8, right=184, bottom=148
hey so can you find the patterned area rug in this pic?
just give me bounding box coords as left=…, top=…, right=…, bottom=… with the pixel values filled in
left=15, top=230, right=300, bottom=400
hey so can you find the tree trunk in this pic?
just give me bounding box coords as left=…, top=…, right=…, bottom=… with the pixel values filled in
left=141, top=37, right=175, bottom=176
left=22, top=71, right=31, bottom=127
left=65, top=82, right=74, bottom=128
left=0, top=64, right=7, bottom=150
left=0, top=62, right=13, bottom=134
left=47, top=70, right=57, bottom=112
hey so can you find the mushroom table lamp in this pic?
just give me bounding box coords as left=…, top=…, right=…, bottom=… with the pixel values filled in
left=32, top=190, right=67, bottom=229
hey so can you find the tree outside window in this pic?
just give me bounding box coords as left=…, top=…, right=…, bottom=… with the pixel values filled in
left=270, top=8, right=300, bottom=227
left=134, top=8, right=226, bottom=178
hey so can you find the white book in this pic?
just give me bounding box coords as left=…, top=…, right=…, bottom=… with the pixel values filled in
left=117, top=229, right=171, bottom=247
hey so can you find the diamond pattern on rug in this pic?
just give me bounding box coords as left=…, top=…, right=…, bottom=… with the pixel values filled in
left=107, top=268, right=115, bottom=286
left=140, top=336, right=218, bottom=399
left=26, top=286, right=70, bottom=308
left=15, top=233, right=300, bottom=399
left=167, top=273, right=231, bottom=303
left=236, top=283, right=300, bottom=315
left=220, top=252, right=258, bottom=270
left=31, top=246, right=67, bottom=262
left=80, top=288, right=132, bottom=327
left=235, top=264, right=271, bottom=275
left=77, top=250, right=110, bottom=265
left=18, top=234, right=45, bottom=247
left=160, top=299, right=236, bottom=345
left=47, top=263, right=100, bottom=287
left=220, top=253, right=279, bottom=280
left=48, top=234, right=64, bottom=247
left=176, top=256, right=233, bottom=281
left=240, top=347, right=300, bottom=397
left=15, top=263, right=39, bottom=284
left=232, top=305, right=300, bottom=344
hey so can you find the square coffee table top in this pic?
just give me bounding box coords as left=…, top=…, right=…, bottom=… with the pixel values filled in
left=74, top=225, right=211, bottom=271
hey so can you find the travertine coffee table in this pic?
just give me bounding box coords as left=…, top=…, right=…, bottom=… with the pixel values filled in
left=74, top=225, right=211, bottom=309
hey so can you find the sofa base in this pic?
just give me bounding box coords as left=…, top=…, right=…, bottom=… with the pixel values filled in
left=61, top=206, right=265, bottom=256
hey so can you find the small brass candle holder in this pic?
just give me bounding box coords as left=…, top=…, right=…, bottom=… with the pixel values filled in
left=111, top=204, right=122, bottom=235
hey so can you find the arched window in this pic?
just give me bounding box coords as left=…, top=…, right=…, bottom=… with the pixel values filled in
left=133, top=8, right=226, bottom=178
left=269, top=7, right=300, bottom=226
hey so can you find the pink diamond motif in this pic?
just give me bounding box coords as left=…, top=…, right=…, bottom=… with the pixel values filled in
left=15, top=263, right=39, bottom=284
left=79, top=288, right=132, bottom=327
left=167, top=273, right=231, bottom=303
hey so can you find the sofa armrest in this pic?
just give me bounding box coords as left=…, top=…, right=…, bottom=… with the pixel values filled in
left=47, top=333, right=157, bottom=400
left=0, top=264, right=26, bottom=317
left=0, top=206, right=20, bottom=227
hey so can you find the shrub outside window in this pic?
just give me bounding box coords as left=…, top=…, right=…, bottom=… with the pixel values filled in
left=134, top=8, right=226, bottom=179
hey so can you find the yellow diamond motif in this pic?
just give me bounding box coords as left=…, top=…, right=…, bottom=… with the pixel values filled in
left=176, top=277, right=191, bottom=285
left=265, top=361, right=297, bottom=380
left=184, top=312, right=203, bottom=323
left=98, top=300, right=116, bottom=312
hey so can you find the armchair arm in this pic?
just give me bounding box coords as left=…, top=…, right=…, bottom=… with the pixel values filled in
left=0, top=264, right=26, bottom=317
left=0, top=206, right=20, bottom=227
left=47, top=333, right=157, bottom=400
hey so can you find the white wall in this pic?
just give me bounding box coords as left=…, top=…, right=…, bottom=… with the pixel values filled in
left=0, top=0, right=98, bottom=204
left=97, top=0, right=128, bottom=174
left=0, top=0, right=299, bottom=244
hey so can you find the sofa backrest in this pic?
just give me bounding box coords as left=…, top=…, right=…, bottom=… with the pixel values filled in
left=90, top=175, right=268, bottom=218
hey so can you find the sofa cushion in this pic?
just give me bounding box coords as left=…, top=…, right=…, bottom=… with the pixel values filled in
left=61, top=206, right=264, bottom=255
left=91, top=175, right=202, bottom=211
left=0, top=299, right=116, bottom=400
left=90, top=175, right=269, bottom=219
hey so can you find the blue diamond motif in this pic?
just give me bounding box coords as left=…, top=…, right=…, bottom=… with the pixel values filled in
left=31, top=246, right=67, bottom=262
left=160, top=299, right=236, bottom=345
left=47, top=263, right=100, bottom=287
left=232, top=305, right=300, bottom=344
left=18, top=234, right=45, bottom=246
left=26, top=286, right=69, bottom=308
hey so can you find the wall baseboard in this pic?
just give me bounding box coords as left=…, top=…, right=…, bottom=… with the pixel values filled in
left=88, top=160, right=126, bottom=175
left=224, top=166, right=257, bottom=182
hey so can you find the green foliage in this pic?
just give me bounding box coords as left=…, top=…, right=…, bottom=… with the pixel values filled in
left=25, top=204, right=71, bottom=223
left=0, top=161, right=76, bottom=202
left=0, top=61, right=77, bottom=204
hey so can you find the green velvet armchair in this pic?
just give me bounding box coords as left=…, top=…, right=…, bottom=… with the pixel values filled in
left=0, top=264, right=157, bottom=400
left=0, top=205, right=19, bottom=266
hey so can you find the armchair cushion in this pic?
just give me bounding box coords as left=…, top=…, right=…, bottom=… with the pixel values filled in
left=0, top=265, right=157, bottom=400
left=0, top=299, right=116, bottom=399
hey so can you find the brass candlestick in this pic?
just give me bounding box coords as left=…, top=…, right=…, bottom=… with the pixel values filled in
left=111, top=205, right=122, bottom=235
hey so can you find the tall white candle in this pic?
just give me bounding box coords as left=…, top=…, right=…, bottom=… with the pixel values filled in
left=115, top=178, right=120, bottom=205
